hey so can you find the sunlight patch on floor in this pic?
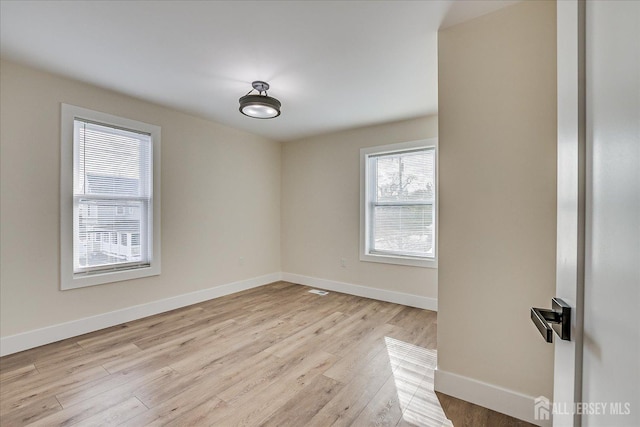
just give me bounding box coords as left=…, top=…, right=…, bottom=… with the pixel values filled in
left=384, top=337, right=453, bottom=427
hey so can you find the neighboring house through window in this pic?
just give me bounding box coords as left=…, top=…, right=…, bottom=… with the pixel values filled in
left=60, top=104, right=161, bottom=289
left=360, top=139, right=437, bottom=268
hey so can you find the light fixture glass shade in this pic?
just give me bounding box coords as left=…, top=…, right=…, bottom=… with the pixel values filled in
left=239, top=94, right=281, bottom=119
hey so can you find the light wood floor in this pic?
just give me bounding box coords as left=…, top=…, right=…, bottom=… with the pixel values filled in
left=0, top=282, right=534, bottom=426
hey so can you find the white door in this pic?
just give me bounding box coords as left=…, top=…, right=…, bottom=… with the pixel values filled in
left=581, top=0, right=639, bottom=426
left=554, top=1, right=640, bottom=426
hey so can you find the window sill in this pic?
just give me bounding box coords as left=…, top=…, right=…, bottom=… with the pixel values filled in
left=360, top=253, right=438, bottom=269
left=61, top=264, right=160, bottom=290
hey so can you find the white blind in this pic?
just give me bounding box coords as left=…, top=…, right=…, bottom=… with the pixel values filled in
left=73, top=119, right=153, bottom=274
left=370, top=148, right=435, bottom=258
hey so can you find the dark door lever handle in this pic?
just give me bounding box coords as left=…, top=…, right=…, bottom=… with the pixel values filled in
left=531, top=298, right=571, bottom=343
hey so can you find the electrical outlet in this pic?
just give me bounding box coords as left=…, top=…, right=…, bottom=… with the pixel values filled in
left=239, top=257, right=245, bottom=266
left=340, top=258, right=346, bottom=268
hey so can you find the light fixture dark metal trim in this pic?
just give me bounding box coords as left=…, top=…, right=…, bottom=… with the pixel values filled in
left=239, top=81, right=282, bottom=119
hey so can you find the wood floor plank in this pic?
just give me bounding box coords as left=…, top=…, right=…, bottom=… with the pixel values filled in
left=327, top=293, right=373, bottom=315
left=131, top=307, right=249, bottom=350
left=27, top=345, right=87, bottom=374
left=388, top=306, right=435, bottom=328
left=28, top=391, right=131, bottom=427
left=55, top=365, right=176, bottom=408
left=401, top=388, right=451, bottom=427
left=34, top=343, right=141, bottom=376
left=26, top=366, right=175, bottom=426
left=139, top=350, right=280, bottom=409
left=0, top=365, right=109, bottom=414
left=159, top=396, right=228, bottom=427
left=0, top=363, right=38, bottom=385
left=134, top=364, right=225, bottom=409
left=436, top=392, right=490, bottom=427
left=196, top=283, right=298, bottom=314
left=323, top=318, right=404, bottom=359
left=436, top=392, right=536, bottom=427
left=323, top=323, right=399, bottom=381
left=0, top=395, right=62, bottom=426
left=305, top=348, right=395, bottom=427
left=119, top=375, right=229, bottom=426
left=214, top=350, right=338, bottom=426
left=216, top=349, right=337, bottom=405
left=100, top=318, right=238, bottom=374
left=260, top=375, right=344, bottom=427
left=239, top=287, right=309, bottom=313
left=264, top=311, right=348, bottom=357
left=351, top=373, right=404, bottom=427
left=166, top=332, right=275, bottom=376
left=0, top=342, right=82, bottom=375
left=76, top=307, right=202, bottom=352
left=161, top=351, right=284, bottom=409
left=164, top=324, right=280, bottom=375
left=323, top=302, right=378, bottom=336
left=275, top=293, right=342, bottom=327
left=69, top=396, right=147, bottom=426
left=267, top=280, right=297, bottom=290
left=485, top=409, right=538, bottom=427
left=388, top=306, right=438, bottom=350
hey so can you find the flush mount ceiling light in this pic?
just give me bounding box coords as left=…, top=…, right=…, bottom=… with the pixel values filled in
left=239, top=81, right=281, bottom=119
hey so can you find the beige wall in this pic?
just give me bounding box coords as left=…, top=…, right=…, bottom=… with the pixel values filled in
left=281, top=116, right=438, bottom=298
left=0, top=60, right=281, bottom=337
left=437, top=0, right=557, bottom=399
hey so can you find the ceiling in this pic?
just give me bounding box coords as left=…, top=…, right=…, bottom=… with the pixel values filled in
left=0, top=0, right=517, bottom=142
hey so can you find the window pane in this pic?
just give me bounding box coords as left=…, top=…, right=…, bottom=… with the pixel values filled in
left=75, top=199, right=147, bottom=270
left=376, top=150, right=434, bottom=202
left=75, top=120, right=151, bottom=197
left=372, top=205, right=434, bottom=257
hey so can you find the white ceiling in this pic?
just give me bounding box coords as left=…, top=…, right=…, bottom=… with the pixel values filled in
left=0, top=0, right=517, bottom=141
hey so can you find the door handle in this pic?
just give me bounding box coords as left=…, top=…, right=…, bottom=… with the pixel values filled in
left=531, top=298, right=571, bottom=343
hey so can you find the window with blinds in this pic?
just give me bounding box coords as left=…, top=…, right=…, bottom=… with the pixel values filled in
left=73, top=119, right=152, bottom=274
left=61, top=104, right=161, bottom=289
left=360, top=140, right=436, bottom=268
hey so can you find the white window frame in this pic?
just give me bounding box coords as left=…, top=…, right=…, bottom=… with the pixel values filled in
left=360, top=139, right=437, bottom=268
left=60, top=104, right=161, bottom=290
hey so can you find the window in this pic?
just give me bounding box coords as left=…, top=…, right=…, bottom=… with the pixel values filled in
left=61, top=104, right=161, bottom=289
left=360, top=139, right=437, bottom=268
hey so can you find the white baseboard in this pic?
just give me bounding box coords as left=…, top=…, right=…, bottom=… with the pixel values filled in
left=281, top=272, right=438, bottom=311
left=0, top=272, right=282, bottom=357
left=434, top=369, right=551, bottom=427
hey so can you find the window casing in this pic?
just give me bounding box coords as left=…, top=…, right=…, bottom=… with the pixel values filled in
left=61, top=104, right=161, bottom=289
left=360, top=139, right=437, bottom=268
